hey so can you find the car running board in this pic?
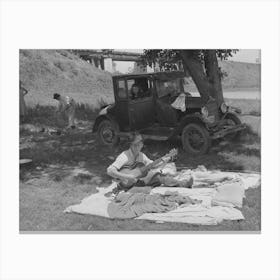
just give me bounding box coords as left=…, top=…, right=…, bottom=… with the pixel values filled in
left=211, top=123, right=247, bottom=139
left=117, top=127, right=174, bottom=141
left=140, top=134, right=169, bottom=141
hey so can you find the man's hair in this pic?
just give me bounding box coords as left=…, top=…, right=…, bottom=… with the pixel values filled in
left=130, top=132, right=143, bottom=146
left=53, top=93, right=61, bottom=100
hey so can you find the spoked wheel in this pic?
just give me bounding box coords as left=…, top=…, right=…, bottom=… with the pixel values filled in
left=97, top=119, right=119, bottom=146
left=182, top=123, right=211, bottom=155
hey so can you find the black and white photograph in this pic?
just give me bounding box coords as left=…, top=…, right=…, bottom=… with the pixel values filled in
left=1, top=0, right=280, bottom=279
left=19, top=49, right=261, bottom=231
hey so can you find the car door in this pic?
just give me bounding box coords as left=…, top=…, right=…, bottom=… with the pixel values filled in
left=127, top=77, right=155, bottom=130
left=112, top=79, right=130, bottom=131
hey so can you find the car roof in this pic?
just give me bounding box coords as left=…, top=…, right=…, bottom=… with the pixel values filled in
left=112, top=71, right=186, bottom=80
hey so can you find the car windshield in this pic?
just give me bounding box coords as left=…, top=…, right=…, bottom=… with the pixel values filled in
left=156, top=78, right=184, bottom=98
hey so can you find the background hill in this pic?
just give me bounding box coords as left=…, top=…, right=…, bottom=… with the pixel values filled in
left=20, top=50, right=114, bottom=108
left=20, top=50, right=261, bottom=108
left=220, top=60, right=260, bottom=90
left=185, top=60, right=261, bottom=91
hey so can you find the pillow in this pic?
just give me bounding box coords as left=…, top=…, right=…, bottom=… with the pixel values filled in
left=212, top=179, right=245, bottom=208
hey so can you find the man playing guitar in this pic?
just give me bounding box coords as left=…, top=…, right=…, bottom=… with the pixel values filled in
left=107, top=133, right=193, bottom=189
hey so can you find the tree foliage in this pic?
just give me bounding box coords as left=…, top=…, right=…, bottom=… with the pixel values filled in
left=141, top=49, right=238, bottom=72
left=141, top=49, right=238, bottom=105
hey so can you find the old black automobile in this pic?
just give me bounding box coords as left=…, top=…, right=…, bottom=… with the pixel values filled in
left=93, top=71, right=246, bottom=155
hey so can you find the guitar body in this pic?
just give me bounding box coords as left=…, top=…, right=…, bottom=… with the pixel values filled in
left=120, top=162, right=146, bottom=179
left=118, top=148, right=178, bottom=189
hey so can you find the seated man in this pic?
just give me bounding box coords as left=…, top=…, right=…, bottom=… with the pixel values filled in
left=107, top=133, right=193, bottom=190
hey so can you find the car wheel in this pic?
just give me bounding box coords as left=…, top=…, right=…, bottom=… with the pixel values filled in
left=97, top=119, right=119, bottom=146
left=224, top=113, right=242, bottom=141
left=182, top=123, right=211, bottom=155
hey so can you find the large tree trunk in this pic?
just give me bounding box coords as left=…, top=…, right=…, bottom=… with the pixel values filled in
left=180, top=50, right=210, bottom=104
left=180, top=50, right=224, bottom=106
left=204, top=50, right=224, bottom=106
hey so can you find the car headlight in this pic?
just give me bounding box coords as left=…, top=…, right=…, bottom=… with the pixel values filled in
left=201, top=106, right=209, bottom=118
left=220, top=102, right=228, bottom=114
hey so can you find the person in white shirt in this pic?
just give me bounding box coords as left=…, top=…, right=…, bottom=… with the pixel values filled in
left=53, top=93, right=76, bottom=128
left=107, top=133, right=151, bottom=187
left=107, top=133, right=193, bottom=189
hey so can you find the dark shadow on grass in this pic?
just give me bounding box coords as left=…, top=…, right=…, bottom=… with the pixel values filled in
left=20, top=123, right=261, bottom=185
left=141, top=138, right=250, bottom=172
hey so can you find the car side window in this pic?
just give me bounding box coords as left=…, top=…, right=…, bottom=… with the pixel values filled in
left=127, top=78, right=152, bottom=100
left=117, top=80, right=126, bottom=99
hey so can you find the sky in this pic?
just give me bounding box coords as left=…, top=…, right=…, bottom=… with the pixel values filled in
left=114, top=49, right=261, bottom=73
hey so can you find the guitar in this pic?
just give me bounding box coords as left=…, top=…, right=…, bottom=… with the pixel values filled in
left=119, top=148, right=178, bottom=188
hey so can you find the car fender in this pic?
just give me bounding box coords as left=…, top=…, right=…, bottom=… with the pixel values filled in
left=99, top=104, right=113, bottom=116
left=173, top=114, right=206, bottom=136
left=223, top=112, right=242, bottom=124
left=223, top=111, right=238, bottom=118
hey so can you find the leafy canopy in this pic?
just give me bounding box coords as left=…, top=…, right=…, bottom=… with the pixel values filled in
left=141, top=49, right=238, bottom=71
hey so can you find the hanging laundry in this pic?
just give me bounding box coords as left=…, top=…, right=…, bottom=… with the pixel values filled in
left=171, top=93, right=187, bottom=112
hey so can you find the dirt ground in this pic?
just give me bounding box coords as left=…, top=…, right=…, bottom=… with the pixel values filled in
left=19, top=118, right=261, bottom=232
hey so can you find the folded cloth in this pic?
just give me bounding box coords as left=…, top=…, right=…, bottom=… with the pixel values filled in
left=137, top=203, right=244, bottom=225
left=107, top=191, right=197, bottom=219
left=171, top=93, right=186, bottom=112
left=128, top=186, right=152, bottom=194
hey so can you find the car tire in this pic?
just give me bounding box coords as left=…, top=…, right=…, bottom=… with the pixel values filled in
left=224, top=113, right=242, bottom=141
left=181, top=123, right=211, bottom=155
left=97, top=119, right=119, bottom=146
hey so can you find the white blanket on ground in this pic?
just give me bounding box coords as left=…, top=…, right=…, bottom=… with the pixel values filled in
left=137, top=184, right=244, bottom=225
left=64, top=183, right=116, bottom=218
left=64, top=171, right=260, bottom=225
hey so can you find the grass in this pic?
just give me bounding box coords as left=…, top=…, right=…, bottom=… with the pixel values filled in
left=19, top=102, right=261, bottom=231
left=225, top=98, right=261, bottom=116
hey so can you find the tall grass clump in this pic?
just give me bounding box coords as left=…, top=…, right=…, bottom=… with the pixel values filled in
left=21, top=96, right=112, bottom=128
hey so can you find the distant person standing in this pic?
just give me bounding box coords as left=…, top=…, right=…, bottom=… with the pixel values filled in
left=20, top=81, right=28, bottom=120
left=53, top=93, right=77, bottom=129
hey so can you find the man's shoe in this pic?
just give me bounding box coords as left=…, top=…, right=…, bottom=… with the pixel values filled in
left=134, top=179, right=146, bottom=187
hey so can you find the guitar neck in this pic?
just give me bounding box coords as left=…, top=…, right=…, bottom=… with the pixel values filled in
left=143, top=156, right=168, bottom=173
